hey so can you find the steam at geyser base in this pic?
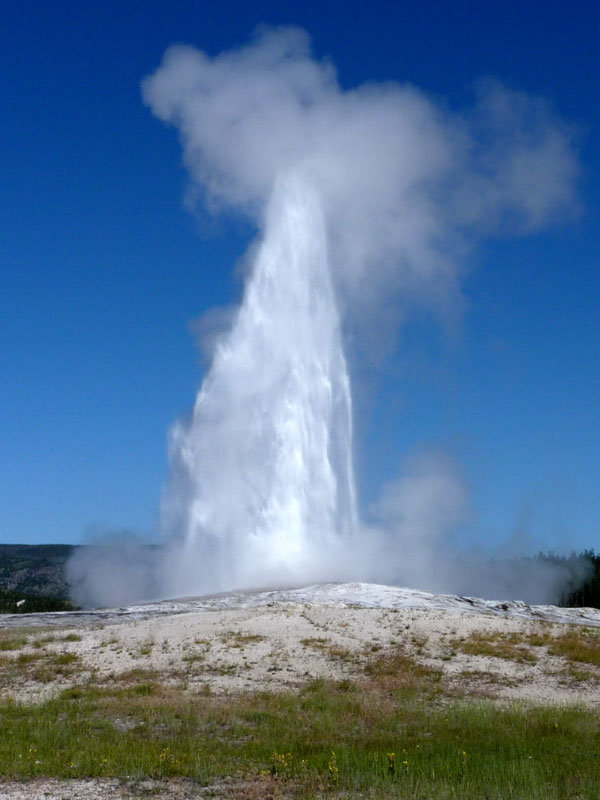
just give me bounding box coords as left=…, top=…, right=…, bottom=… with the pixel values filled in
left=68, top=27, right=581, bottom=609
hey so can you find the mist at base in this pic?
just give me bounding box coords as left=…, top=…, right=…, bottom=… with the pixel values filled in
left=66, top=454, right=592, bottom=610
left=66, top=27, right=582, bottom=610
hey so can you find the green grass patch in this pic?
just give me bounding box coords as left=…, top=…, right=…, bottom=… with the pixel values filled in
left=0, top=645, right=595, bottom=798
left=62, top=633, right=82, bottom=643
left=0, top=634, right=29, bottom=651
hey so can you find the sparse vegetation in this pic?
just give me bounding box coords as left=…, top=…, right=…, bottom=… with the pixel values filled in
left=550, top=627, right=600, bottom=667
left=300, top=637, right=356, bottom=663
left=459, top=668, right=516, bottom=687
left=447, top=625, right=600, bottom=686
left=182, top=650, right=205, bottom=664
left=0, top=630, right=83, bottom=688
left=0, top=650, right=597, bottom=799
left=137, top=640, right=155, bottom=656
left=62, top=632, right=82, bottom=643
left=220, top=631, right=265, bottom=647
left=0, top=633, right=29, bottom=651
left=451, top=631, right=539, bottom=663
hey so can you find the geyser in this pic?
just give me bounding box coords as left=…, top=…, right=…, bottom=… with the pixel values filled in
left=143, top=26, right=578, bottom=601
left=67, top=26, right=581, bottom=608
left=161, top=172, right=357, bottom=595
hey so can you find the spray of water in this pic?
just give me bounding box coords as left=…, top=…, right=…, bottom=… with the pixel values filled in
left=67, top=27, right=580, bottom=607
left=161, top=172, right=357, bottom=595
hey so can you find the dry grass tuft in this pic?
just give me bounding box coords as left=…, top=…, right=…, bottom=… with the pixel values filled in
left=450, top=631, right=538, bottom=663
left=364, top=645, right=442, bottom=697
left=300, top=637, right=357, bottom=664
left=549, top=627, right=600, bottom=667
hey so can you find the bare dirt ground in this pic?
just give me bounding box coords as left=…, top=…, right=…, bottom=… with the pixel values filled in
left=0, top=776, right=289, bottom=799
left=1, top=595, right=599, bottom=797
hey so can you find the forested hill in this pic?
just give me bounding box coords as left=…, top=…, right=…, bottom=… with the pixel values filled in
left=0, top=544, right=76, bottom=599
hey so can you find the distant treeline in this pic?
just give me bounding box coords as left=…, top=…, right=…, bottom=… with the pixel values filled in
left=0, top=587, right=79, bottom=614
left=533, top=549, right=600, bottom=608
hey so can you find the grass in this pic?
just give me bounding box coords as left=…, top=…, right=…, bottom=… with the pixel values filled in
left=300, top=637, right=357, bottom=663
left=137, top=640, right=154, bottom=656
left=182, top=650, right=205, bottom=664
left=451, top=631, right=539, bottom=663
left=459, top=668, right=516, bottom=687
left=450, top=626, right=600, bottom=683
left=227, top=632, right=266, bottom=646
left=1, top=624, right=600, bottom=797
left=62, top=632, right=82, bottom=643
left=549, top=627, right=600, bottom=667
left=0, top=633, right=29, bottom=651
left=0, top=664, right=597, bottom=798
left=0, top=635, right=83, bottom=686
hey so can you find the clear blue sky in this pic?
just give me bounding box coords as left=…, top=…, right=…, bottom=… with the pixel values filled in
left=2, top=0, right=599, bottom=553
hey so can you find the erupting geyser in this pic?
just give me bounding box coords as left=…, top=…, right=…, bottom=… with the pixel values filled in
left=163, top=172, right=357, bottom=594
left=67, top=27, right=579, bottom=608
left=144, top=26, right=578, bottom=601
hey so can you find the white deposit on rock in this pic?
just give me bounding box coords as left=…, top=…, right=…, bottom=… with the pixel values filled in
left=2, top=582, right=600, bottom=627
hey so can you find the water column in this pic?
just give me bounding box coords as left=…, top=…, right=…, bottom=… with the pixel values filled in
left=163, top=171, right=357, bottom=595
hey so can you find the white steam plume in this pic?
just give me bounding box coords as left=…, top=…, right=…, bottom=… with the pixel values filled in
left=143, top=27, right=577, bottom=318
left=67, top=27, right=580, bottom=606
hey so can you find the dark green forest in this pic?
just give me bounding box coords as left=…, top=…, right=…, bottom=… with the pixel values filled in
left=0, top=587, right=78, bottom=613
left=0, top=545, right=78, bottom=612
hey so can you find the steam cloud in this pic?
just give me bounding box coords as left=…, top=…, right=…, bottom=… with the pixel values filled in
left=68, top=27, right=580, bottom=607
